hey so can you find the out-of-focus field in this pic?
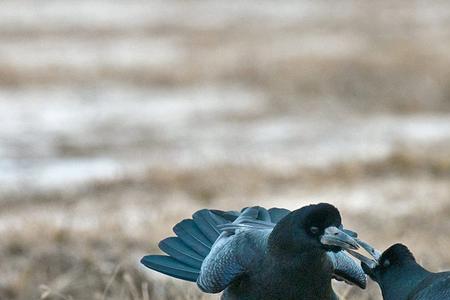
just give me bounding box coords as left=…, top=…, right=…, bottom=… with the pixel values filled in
left=0, top=1, right=449, bottom=299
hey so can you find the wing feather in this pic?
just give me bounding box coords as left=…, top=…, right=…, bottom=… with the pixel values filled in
left=268, top=207, right=291, bottom=223
left=173, top=219, right=211, bottom=257
left=141, top=255, right=199, bottom=282
left=159, top=237, right=204, bottom=269
left=141, top=206, right=286, bottom=292
left=193, top=209, right=224, bottom=243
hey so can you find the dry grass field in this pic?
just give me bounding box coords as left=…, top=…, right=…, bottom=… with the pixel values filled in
left=0, top=1, right=449, bottom=299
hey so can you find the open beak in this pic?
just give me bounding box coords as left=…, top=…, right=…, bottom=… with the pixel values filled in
left=346, top=238, right=382, bottom=269
left=320, top=226, right=360, bottom=250
left=330, top=237, right=382, bottom=269
left=356, top=238, right=382, bottom=261
left=346, top=249, right=378, bottom=269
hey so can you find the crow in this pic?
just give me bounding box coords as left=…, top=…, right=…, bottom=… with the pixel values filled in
left=362, top=243, right=450, bottom=300
left=141, top=203, right=366, bottom=300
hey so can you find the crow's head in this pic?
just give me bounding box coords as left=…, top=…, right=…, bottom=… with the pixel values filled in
left=362, top=243, right=415, bottom=282
left=270, top=203, right=359, bottom=254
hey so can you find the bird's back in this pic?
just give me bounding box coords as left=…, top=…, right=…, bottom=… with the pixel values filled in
left=408, top=272, right=450, bottom=300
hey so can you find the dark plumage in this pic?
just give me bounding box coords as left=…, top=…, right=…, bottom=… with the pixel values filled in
left=141, top=203, right=366, bottom=300
left=362, top=243, right=450, bottom=300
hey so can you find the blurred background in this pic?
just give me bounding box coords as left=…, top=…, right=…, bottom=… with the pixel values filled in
left=0, top=1, right=449, bottom=299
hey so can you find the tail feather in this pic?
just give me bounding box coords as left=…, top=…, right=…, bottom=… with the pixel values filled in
left=141, top=255, right=199, bottom=282
left=173, top=219, right=211, bottom=257
left=159, top=237, right=204, bottom=269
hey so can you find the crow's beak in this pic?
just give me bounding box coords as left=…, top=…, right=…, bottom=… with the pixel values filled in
left=345, top=238, right=382, bottom=269
left=356, top=238, right=382, bottom=261
left=346, top=249, right=378, bottom=269
left=320, top=226, right=360, bottom=250
left=343, top=229, right=358, bottom=238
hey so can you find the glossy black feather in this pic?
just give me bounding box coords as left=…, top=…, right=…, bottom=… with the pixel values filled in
left=141, top=255, right=199, bottom=282
left=173, top=219, right=211, bottom=257
left=257, top=207, right=271, bottom=222
left=159, top=237, right=203, bottom=269
left=192, top=209, right=223, bottom=243
left=268, top=207, right=290, bottom=223
left=210, top=210, right=239, bottom=222
left=238, top=206, right=259, bottom=219
left=208, top=210, right=230, bottom=224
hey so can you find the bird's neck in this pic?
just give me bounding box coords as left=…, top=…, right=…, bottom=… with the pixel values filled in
left=380, top=262, right=430, bottom=300
left=268, top=249, right=334, bottom=299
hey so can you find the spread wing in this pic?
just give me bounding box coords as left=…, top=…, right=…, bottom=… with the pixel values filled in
left=140, top=206, right=284, bottom=293
left=141, top=209, right=224, bottom=282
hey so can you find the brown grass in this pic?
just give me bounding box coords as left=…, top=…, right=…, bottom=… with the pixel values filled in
left=0, top=151, right=448, bottom=299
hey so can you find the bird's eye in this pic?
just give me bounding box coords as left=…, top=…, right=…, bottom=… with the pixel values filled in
left=310, top=226, right=319, bottom=235
left=383, top=259, right=391, bottom=267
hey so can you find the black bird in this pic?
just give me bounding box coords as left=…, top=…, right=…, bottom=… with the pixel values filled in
left=141, top=203, right=367, bottom=300
left=362, top=243, right=450, bottom=300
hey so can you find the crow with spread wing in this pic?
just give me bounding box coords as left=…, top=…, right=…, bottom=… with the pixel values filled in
left=141, top=203, right=367, bottom=300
